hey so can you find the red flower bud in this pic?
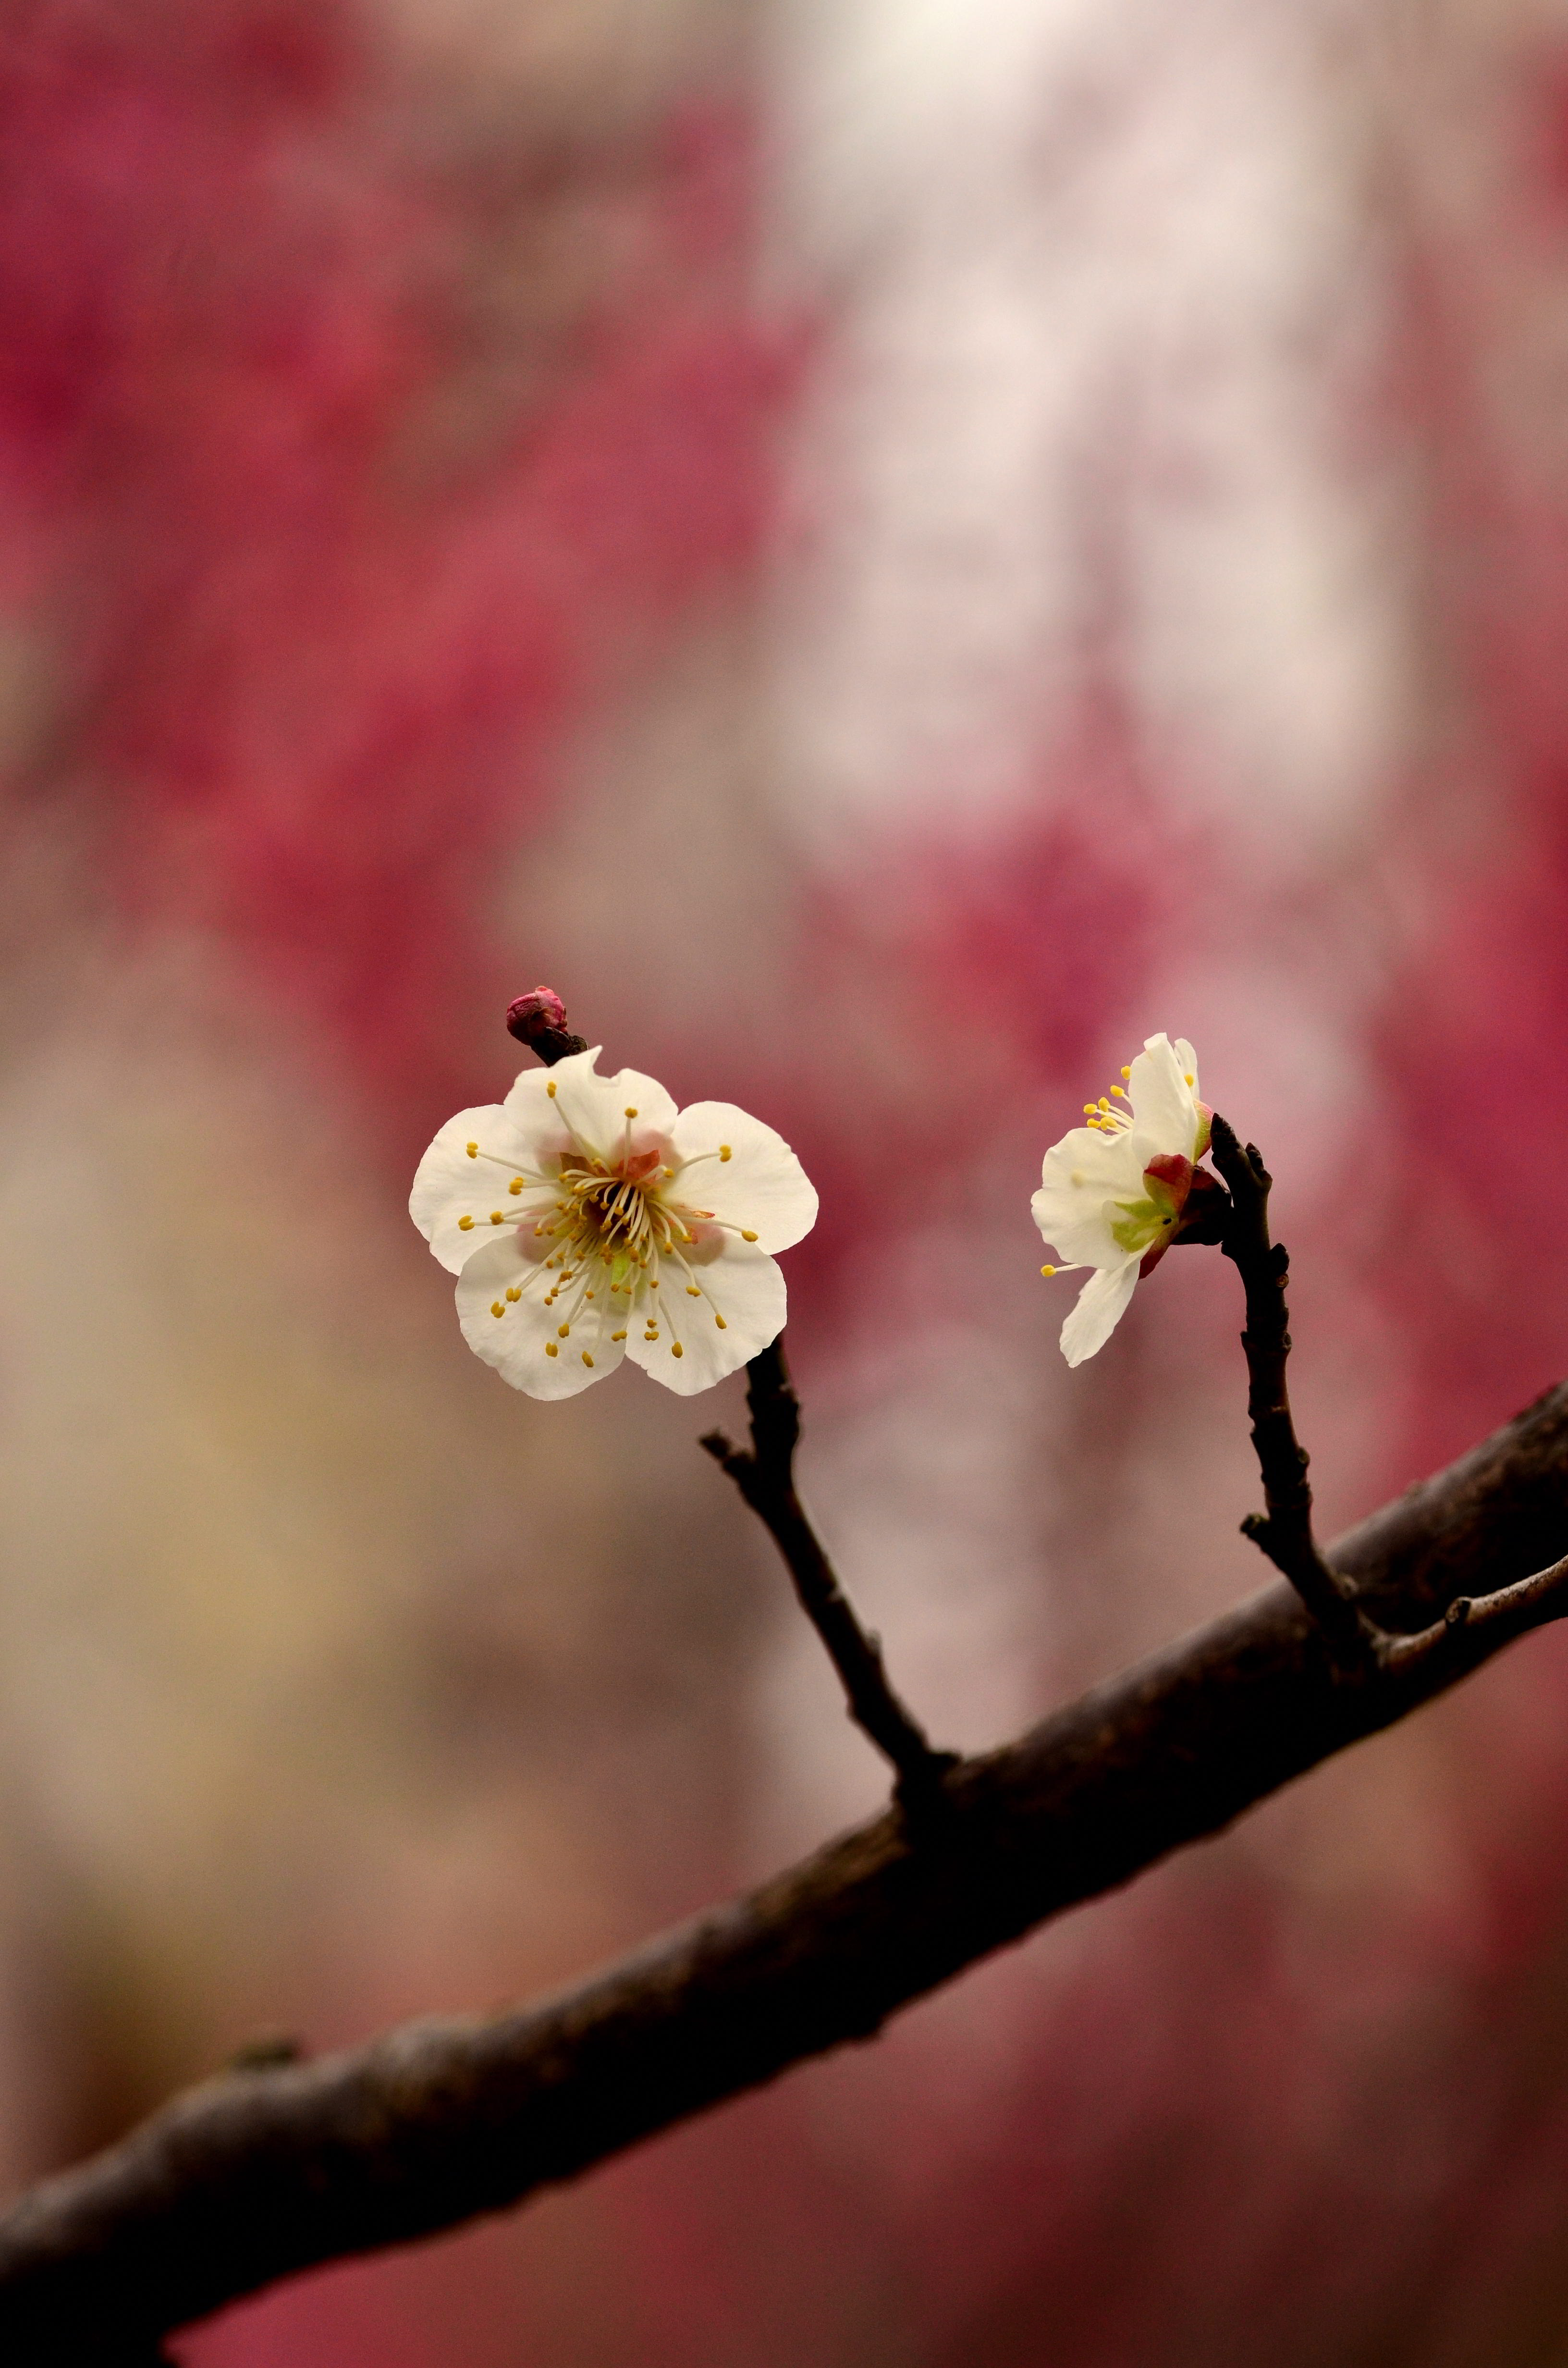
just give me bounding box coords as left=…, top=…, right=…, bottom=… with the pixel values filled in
left=505, top=986, right=588, bottom=1067
left=506, top=986, right=569, bottom=1042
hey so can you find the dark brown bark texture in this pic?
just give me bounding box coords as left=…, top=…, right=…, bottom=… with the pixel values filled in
left=6, top=1384, right=1568, bottom=2363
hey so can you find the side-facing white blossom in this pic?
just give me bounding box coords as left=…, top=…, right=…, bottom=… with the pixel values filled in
left=411, top=1050, right=818, bottom=1399
left=1031, top=1034, right=1211, bottom=1367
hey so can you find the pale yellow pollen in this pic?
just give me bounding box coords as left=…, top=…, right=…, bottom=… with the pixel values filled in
left=458, top=1215, right=475, bottom=1231
left=612, top=1330, right=627, bottom=1341
left=740, top=1230, right=758, bottom=1243
left=466, top=1142, right=478, bottom=1157
left=506, top=1286, right=521, bottom=1303
left=547, top=1080, right=557, bottom=1098
left=719, top=1145, right=732, bottom=1161
left=581, top=1352, right=594, bottom=1367
left=557, top=1323, right=570, bottom=1338
left=509, top=1178, right=523, bottom=1195
left=1041, top=1264, right=1056, bottom=1277
left=490, top=1301, right=504, bottom=1318
left=671, top=1343, right=684, bottom=1358
left=545, top=1341, right=559, bottom=1357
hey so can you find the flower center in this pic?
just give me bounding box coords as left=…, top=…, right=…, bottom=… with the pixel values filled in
left=1108, top=1151, right=1194, bottom=1274
left=556, top=1151, right=685, bottom=1271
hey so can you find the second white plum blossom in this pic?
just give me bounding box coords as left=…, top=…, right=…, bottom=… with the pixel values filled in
left=1031, top=1034, right=1211, bottom=1368
left=410, top=1049, right=818, bottom=1399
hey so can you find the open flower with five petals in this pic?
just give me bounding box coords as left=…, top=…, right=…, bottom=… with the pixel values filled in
left=411, top=1049, right=818, bottom=1399
left=1031, top=1034, right=1211, bottom=1367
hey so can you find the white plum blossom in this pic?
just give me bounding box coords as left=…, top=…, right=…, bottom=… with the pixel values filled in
left=411, top=1049, right=818, bottom=1400
left=1031, top=1034, right=1211, bottom=1368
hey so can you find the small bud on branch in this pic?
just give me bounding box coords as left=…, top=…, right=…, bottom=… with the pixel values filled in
left=505, top=985, right=588, bottom=1065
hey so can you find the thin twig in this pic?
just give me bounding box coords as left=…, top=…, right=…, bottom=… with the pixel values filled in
left=7, top=1382, right=1568, bottom=2363
left=1206, top=1112, right=1372, bottom=1662
left=701, top=1339, right=957, bottom=1804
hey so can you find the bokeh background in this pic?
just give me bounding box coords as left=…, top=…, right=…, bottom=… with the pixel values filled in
left=3, top=0, right=1568, bottom=2360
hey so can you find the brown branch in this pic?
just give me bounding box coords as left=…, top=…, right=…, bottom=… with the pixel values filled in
left=1206, top=1113, right=1372, bottom=1660
left=6, top=1383, right=1568, bottom=2363
left=700, top=1340, right=957, bottom=1804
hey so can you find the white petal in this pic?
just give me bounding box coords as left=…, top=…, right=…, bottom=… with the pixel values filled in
left=627, top=1235, right=786, bottom=1395
left=500, top=1062, right=578, bottom=1163
left=455, top=1233, right=626, bottom=1400
left=1060, top=1259, right=1140, bottom=1367
left=666, top=1103, right=818, bottom=1254
left=1127, top=1035, right=1200, bottom=1157
left=410, top=1105, right=555, bottom=1275
left=1032, top=1127, right=1143, bottom=1265
left=539, top=1048, right=679, bottom=1168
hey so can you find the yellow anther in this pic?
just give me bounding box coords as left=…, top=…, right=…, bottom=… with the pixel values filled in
left=1098, top=1097, right=1111, bottom=1111
left=509, top=1178, right=524, bottom=1195
left=466, top=1142, right=478, bottom=1157
left=714, top=1313, right=726, bottom=1329
left=1120, top=1065, right=1131, bottom=1079
left=547, top=1080, right=557, bottom=1098
left=490, top=1301, right=504, bottom=1318
left=1084, top=1103, right=1097, bottom=1115
left=671, top=1342, right=684, bottom=1358
left=557, top=1323, right=570, bottom=1338
left=1184, top=1072, right=1195, bottom=1086
left=686, top=1285, right=700, bottom=1296
left=506, top=1286, right=521, bottom=1303
left=644, top=1329, right=658, bottom=1341
left=585, top=1290, right=595, bottom=1300
left=649, top=1278, right=659, bottom=1289
left=741, top=1230, right=758, bottom=1243
left=582, top=1352, right=594, bottom=1367
left=719, top=1145, right=732, bottom=1161
left=1041, top=1264, right=1056, bottom=1277
left=612, top=1330, right=627, bottom=1341
left=545, top=1341, right=559, bottom=1357
left=624, top=1105, right=637, bottom=1118
left=458, top=1214, right=475, bottom=1231
left=490, top=1212, right=503, bottom=1224
left=1111, top=1085, right=1126, bottom=1098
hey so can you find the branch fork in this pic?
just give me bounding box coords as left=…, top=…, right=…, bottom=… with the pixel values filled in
left=1203, top=1112, right=1568, bottom=1677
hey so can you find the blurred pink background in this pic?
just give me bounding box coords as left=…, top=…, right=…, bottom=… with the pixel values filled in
left=3, top=0, right=1568, bottom=2360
